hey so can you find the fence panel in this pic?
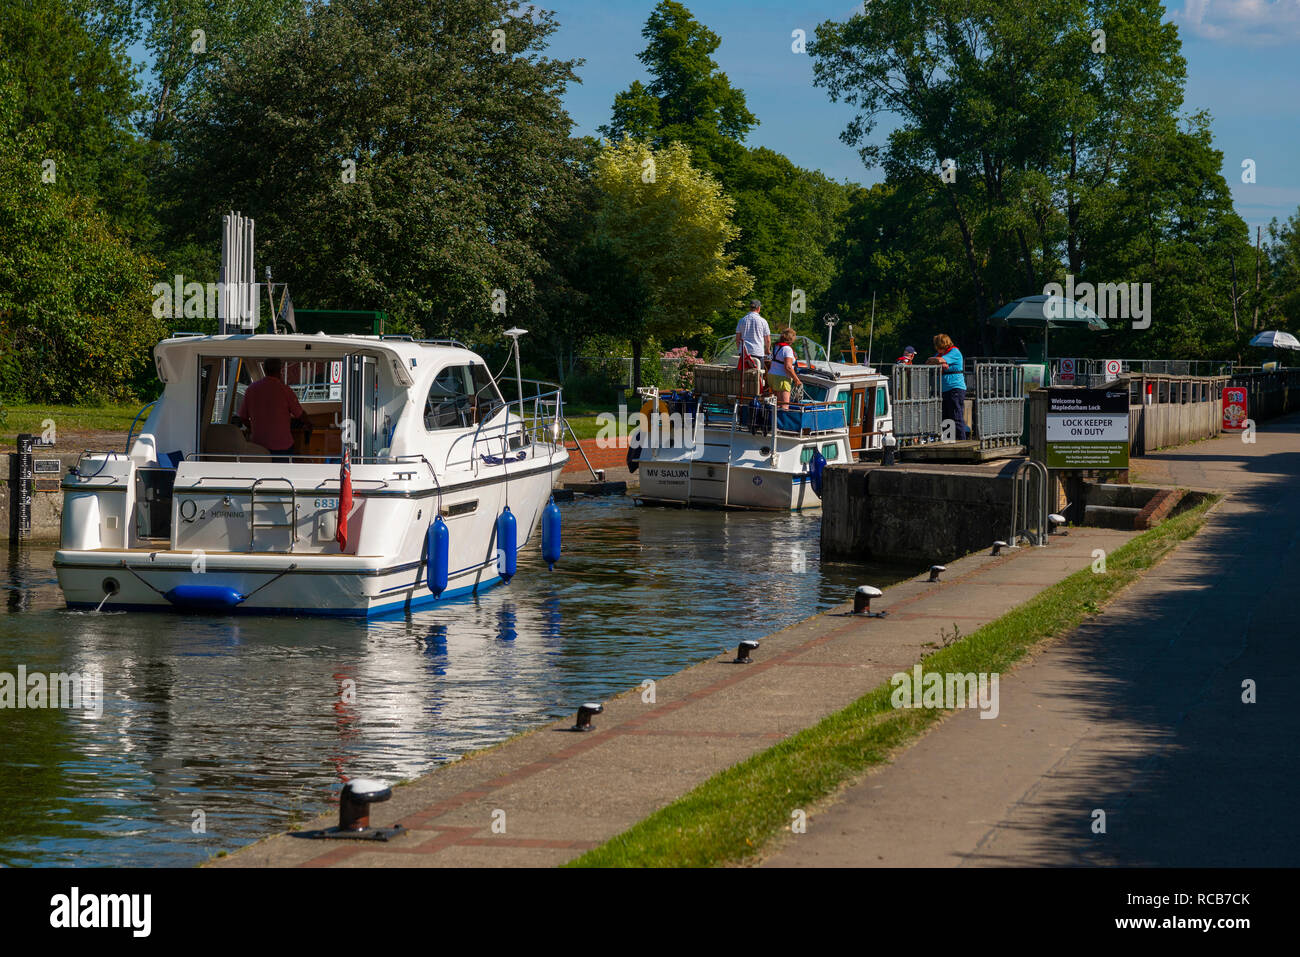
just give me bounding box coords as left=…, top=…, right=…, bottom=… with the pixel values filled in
left=890, top=364, right=942, bottom=446
left=973, top=363, right=1026, bottom=449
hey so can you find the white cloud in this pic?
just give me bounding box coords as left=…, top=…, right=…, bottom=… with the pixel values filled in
left=1175, top=0, right=1300, bottom=44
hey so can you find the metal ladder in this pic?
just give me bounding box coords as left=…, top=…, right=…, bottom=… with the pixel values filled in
left=1010, top=460, right=1049, bottom=546
left=722, top=399, right=741, bottom=507
left=249, top=477, right=298, bottom=550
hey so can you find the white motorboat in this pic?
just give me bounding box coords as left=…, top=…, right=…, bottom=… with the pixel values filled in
left=633, top=337, right=893, bottom=510
left=54, top=332, right=568, bottom=616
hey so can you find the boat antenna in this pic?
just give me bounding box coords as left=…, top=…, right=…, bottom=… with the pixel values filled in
left=866, top=292, right=876, bottom=369
left=265, top=266, right=275, bottom=333
left=823, top=313, right=838, bottom=370
left=504, top=327, right=528, bottom=424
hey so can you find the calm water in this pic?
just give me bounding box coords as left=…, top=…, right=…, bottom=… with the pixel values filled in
left=0, top=499, right=918, bottom=867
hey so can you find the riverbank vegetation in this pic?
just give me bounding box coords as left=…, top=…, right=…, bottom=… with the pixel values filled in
left=2, top=0, right=1297, bottom=411
left=567, top=494, right=1219, bottom=867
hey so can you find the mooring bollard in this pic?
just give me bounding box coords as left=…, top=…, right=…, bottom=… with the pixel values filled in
left=1048, top=513, right=1068, bottom=536
left=733, top=639, right=759, bottom=664
left=882, top=434, right=897, bottom=467
left=573, top=702, right=604, bottom=732
left=992, top=540, right=1008, bottom=556
left=339, top=778, right=393, bottom=832
left=928, top=565, right=946, bottom=583
left=853, top=585, right=883, bottom=615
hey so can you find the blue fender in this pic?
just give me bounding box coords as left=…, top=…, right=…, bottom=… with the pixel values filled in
left=164, top=584, right=245, bottom=609
left=497, top=506, right=517, bottom=582
left=426, top=516, right=449, bottom=596
left=541, top=497, right=562, bottom=570
left=809, top=450, right=827, bottom=496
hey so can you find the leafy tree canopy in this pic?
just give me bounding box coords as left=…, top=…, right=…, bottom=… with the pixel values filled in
left=0, top=66, right=165, bottom=403
left=0, top=0, right=155, bottom=241
left=601, top=0, right=756, bottom=180
left=165, top=0, right=585, bottom=339
left=591, top=139, right=752, bottom=380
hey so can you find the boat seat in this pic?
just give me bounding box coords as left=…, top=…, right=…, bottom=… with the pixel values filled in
left=204, top=424, right=269, bottom=461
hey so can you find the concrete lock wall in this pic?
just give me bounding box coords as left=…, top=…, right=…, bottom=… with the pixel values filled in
left=821, top=462, right=1019, bottom=564
left=2, top=450, right=78, bottom=544
left=0, top=484, right=63, bottom=543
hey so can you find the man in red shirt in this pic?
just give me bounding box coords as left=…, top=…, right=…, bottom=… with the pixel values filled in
left=235, top=358, right=309, bottom=460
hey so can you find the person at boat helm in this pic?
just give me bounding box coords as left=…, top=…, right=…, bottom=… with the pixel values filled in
left=926, top=333, right=969, bottom=441
left=735, top=299, right=770, bottom=370
left=767, top=327, right=803, bottom=410
left=896, top=345, right=917, bottom=365
left=233, top=357, right=311, bottom=461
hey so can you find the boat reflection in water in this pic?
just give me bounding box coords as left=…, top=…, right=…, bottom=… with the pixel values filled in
left=0, top=499, right=920, bottom=866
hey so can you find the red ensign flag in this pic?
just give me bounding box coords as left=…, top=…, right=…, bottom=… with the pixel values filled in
left=336, top=448, right=352, bottom=551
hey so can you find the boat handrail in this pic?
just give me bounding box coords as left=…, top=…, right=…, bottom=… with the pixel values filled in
left=686, top=395, right=846, bottom=438
left=124, top=400, right=158, bottom=455
left=174, top=473, right=390, bottom=490
left=379, top=335, right=472, bottom=350
left=185, top=452, right=425, bottom=465
left=442, top=383, right=565, bottom=472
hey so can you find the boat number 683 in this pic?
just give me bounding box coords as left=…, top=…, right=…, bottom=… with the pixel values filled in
left=314, top=498, right=338, bottom=509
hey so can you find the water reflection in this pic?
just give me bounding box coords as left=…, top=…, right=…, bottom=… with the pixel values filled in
left=0, top=498, right=919, bottom=866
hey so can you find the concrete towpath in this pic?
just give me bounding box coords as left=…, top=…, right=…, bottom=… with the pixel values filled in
left=214, top=526, right=1134, bottom=867
left=761, top=413, right=1300, bottom=867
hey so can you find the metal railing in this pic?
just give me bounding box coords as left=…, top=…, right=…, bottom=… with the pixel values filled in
left=1228, top=367, right=1300, bottom=420
left=973, top=363, right=1026, bottom=450
left=1049, top=358, right=1237, bottom=385
left=1010, top=459, right=1049, bottom=547
left=890, top=364, right=942, bottom=447
left=125, top=400, right=157, bottom=454
left=443, top=378, right=566, bottom=473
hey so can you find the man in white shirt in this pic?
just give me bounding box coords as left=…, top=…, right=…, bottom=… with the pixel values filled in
left=734, top=300, right=770, bottom=369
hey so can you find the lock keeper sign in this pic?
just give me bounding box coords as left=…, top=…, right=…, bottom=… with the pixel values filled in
left=1046, top=388, right=1130, bottom=469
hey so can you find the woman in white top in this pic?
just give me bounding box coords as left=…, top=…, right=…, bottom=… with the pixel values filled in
left=766, top=327, right=803, bottom=409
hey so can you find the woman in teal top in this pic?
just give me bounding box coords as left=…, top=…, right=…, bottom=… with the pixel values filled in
left=928, top=333, right=968, bottom=440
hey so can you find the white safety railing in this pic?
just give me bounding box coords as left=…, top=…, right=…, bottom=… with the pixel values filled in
left=890, top=364, right=942, bottom=447
left=443, top=379, right=566, bottom=474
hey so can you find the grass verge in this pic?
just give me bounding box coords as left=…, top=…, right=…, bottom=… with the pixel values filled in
left=563, top=415, right=604, bottom=440
left=567, top=496, right=1220, bottom=868
left=2, top=402, right=144, bottom=446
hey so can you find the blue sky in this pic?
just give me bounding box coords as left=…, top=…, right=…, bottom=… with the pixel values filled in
left=542, top=0, right=1300, bottom=237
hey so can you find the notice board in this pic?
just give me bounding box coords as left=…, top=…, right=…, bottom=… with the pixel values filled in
left=1046, top=388, right=1130, bottom=469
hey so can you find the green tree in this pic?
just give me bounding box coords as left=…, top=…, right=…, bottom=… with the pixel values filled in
left=603, top=2, right=853, bottom=338
left=825, top=182, right=976, bottom=359
left=164, top=0, right=584, bottom=337
left=0, top=70, right=165, bottom=404
left=727, top=148, right=850, bottom=333
left=600, top=0, right=756, bottom=180
left=528, top=139, right=651, bottom=386
left=1262, top=211, right=1300, bottom=336
left=1079, top=115, right=1251, bottom=360
left=0, top=0, right=155, bottom=242
left=591, top=139, right=752, bottom=385
left=812, top=0, right=1187, bottom=351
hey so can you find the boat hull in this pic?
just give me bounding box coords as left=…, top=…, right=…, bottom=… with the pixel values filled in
left=637, top=460, right=822, bottom=510
left=55, top=462, right=565, bottom=617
